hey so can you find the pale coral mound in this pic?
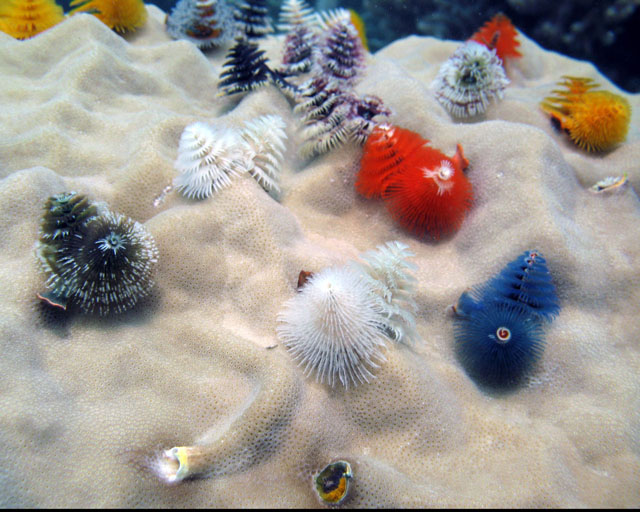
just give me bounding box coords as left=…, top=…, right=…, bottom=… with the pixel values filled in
left=0, top=5, right=639, bottom=508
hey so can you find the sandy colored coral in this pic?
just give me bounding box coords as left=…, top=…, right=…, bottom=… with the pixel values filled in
left=0, top=5, right=639, bottom=508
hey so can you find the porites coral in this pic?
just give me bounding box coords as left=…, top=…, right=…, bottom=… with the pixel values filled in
left=540, top=76, right=631, bottom=152
left=69, top=0, right=147, bottom=33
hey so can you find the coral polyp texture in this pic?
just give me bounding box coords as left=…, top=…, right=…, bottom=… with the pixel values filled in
left=540, top=76, right=631, bottom=152
left=0, top=0, right=64, bottom=39
left=432, top=40, right=509, bottom=118
left=165, top=0, right=236, bottom=48
left=470, top=13, right=522, bottom=62
left=2, top=5, right=640, bottom=508
left=357, top=124, right=473, bottom=239
left=69, top=0, right=147, bottom=33
left=453, top=250, right=559, bottom=388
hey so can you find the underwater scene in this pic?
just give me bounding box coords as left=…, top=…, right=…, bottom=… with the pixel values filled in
left=0, top=0, right=638, bottom=507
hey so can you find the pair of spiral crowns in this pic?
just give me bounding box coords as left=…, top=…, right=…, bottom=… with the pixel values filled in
left=0, top=0, right=147, bottom=38
left=173, top=114, right=287, bottom=199
left=356, top=124, right=474, bottom=239
left=540, top=76, right=630, bottom=152
left=165, top=0, right=272, bottom=48
left=216, top=2, right=367, bottom=91
left=433, top=14, right=521, bottom=118
left=211, top=1, right=390, bottom=158
left=289, top=7, right=390, bottom=157
left=452, top=250, right=560, bottom=388
left=277, top=241, right=418, bottom=388
left=36, top=192, right=159, bottom=315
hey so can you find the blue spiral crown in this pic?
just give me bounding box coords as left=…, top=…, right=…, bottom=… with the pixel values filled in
left=482, top=250, right=560, bottom=321
left=453, top=250, right=560, bottom=388
left=458, top=250, right=559, bottom=322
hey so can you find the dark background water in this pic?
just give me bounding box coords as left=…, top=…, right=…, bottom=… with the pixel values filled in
left=58, top=0, right=640, bottom=93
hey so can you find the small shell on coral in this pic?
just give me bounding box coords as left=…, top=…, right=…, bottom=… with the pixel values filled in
left=69, top=0, right=147, bottom=33
left=314, top=460, right=353, bottom=505
left=540, top=76, right=631, bottom=152
left=432, top=40, right=509, bottom=118
left=0, top=0, right=64, bottom=39
left=590, top=174, right=629, bottom=194
left=153, top=446, right=211, bottom=484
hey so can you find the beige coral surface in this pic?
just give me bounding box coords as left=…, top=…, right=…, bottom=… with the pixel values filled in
left=1, top=5, right=640, bottom=507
